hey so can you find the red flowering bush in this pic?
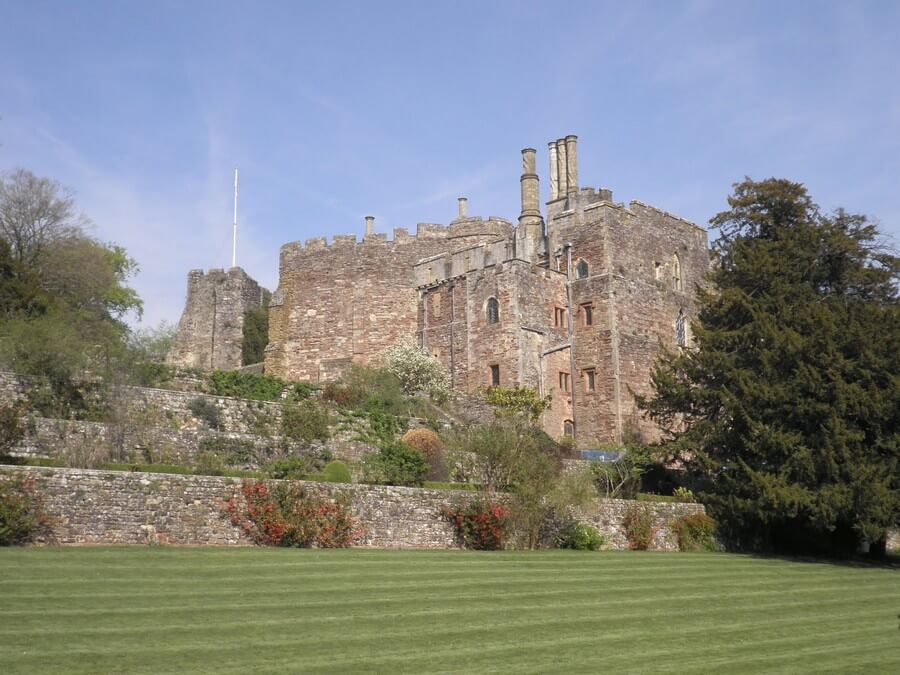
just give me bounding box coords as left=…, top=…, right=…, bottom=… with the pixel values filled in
left=225, top=480, right=364, bottom=548
left=441, top=498, right=508, bottom=550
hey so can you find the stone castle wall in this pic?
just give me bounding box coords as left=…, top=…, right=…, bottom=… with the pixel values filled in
left=265, top=218, right=512, bottom=382
left=0, top=466, right=705, bottom=549
left=167, top=267, right=267, bottom=370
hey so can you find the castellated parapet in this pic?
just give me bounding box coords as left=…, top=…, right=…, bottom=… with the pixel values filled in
left=172, top=135, right=709, bottom=446
left=167, top=267, right=267, bottom=370
left=264, top=217, right=513, bottom=381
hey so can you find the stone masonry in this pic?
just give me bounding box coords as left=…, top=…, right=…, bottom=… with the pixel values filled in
left=167, top=267, right=268, bottom=370
left=171, top=134, right=709, bottom=446
left=0, top=466, right=705, bottom=549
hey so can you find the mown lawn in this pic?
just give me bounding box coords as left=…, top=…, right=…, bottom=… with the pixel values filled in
left=1, top=548, right=898, bottom=674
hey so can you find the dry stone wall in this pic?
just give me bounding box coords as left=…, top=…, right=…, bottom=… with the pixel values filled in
left=0, top=466, right=704, bottom=550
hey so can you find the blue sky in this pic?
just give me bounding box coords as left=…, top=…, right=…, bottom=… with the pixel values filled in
left=2, top=0, right=898, bottom=327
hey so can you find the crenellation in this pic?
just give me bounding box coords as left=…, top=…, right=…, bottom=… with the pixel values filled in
left=170, top=134, right=710, bottom=446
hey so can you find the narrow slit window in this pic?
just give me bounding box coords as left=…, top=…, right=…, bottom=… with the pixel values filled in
left=563, top=420, right=575, bottom=437
left=672, top=254, right=683, bottom=292
left=558, top=371, right=571, bottom=393
left=486, top=297, right=500, bottom=324
left=584, top=368, right=596, bottom=392
left=489, top=364, right=500, bottom=386
left=676, top=309, right=686, bottom=347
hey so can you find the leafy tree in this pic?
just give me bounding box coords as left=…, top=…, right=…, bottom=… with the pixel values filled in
left=482, top=385, right=551, bottom=423
left=0, top=169, right=87, bottom=265
left=241, top=290, right=270, bottom=366
left=639, top=178, right=900, bottom=556
left=0, top=238, right=49, bottom=318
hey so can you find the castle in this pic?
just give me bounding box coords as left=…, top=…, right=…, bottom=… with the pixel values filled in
left=168, top=135, right=709, bottom=446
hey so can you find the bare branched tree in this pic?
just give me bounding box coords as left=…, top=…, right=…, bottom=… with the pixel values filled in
left=0, top=169, right=89, bottom=265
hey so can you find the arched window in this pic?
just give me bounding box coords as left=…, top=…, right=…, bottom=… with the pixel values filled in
left=672, top=254, right=683, bottom=292
left=563, top=420, right=575, bottom=437
left=576, top=259, right=589, bottom=279
left=675, top=309, right=686, bottom=347
left=486, top=296, right=500, bottom=325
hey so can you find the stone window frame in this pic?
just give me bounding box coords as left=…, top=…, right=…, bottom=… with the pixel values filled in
left=675, top=308, right=687, bottom=347
left=580, top=302, right=593, bottom=327
left=554, top=306, right=567, bottom=328
left=558, top=371, right=571, bottom=393
left=489, top=364, right=500, bottom=387
left=575, top=258, right=589, bottom=279
left=486, top=296, right=500, bottom=325
left=583, top=368, right=596, bottom=393
left=563, top=419, right=575, bottom=437
left=672, top=253, right=683, bottom=292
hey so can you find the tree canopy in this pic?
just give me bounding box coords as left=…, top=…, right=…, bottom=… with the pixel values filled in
left=639, top=178, right=900, bottom=556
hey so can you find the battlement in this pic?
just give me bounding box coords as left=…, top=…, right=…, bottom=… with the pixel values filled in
left=278, top=216, right=514, bottom=260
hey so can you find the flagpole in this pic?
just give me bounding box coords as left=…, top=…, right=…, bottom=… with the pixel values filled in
left=232, top=167, right=239, bottom=268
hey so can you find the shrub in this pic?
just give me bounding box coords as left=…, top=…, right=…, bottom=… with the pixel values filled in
left=622, top=503, right=657, bottom=550
left=264, top=456, right=309, bottom=480
left=0, top=402, right=28, bottom=459
left=241, top=299, right=270, bottom=366
left=0, top=475, right=51, bottom=545
left=321, top=460, right=352, bottom=483
left=364, top=442, right=428, bottom=487
left=188, top=398, right=221, bottom=430
left=198, top=436, right=258, bottom=466
left=672, top=486, right=696, bottom=503
left=481, top=385, right=551, bottom=422
left=281, top=400, right=331, bottom=445
left=400, top=428, right=446, bottom=481
left=441, top=498, right=508, bottom=550
left=672, top=513, right=718, bottom=552
left=193, top=451, right=225, bottom=476
left=382, top=341, right=451, bottom=403
left=556, top=522, right=605, bottom=551
left=207, top=370, right=285, bottom=402
left=225, top=480, right=363, bottom=547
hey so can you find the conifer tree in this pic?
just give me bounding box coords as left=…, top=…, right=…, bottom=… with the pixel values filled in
left=639, top=178, right=900, bottom=555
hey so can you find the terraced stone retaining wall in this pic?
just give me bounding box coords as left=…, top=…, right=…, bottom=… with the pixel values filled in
left=0, top=466, right=704, bottom=550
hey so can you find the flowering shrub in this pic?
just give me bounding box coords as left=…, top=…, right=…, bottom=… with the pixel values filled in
left=441, top=498, right=508, bottom=550
left=671, top=513, right=718, bottom=551
left=622, top=503, right=657, bottom=550
left=225, top=480, right=363, bottom=548
left=382, top=341, right=451, bottom=403
left=0, top=475, right=52, bottom=546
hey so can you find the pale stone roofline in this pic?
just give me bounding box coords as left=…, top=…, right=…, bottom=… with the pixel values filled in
left=277, top=216, right=515, bottom=255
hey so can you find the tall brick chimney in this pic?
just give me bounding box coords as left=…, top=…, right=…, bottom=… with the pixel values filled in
left=365, top=216, right=375, bottom=236
left=555, top=139, right=568, bottom=197
left=457, top=197, right=468, bottom=218
left=548, top=141, right=559, bottom=200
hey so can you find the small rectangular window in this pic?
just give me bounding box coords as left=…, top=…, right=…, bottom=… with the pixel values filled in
left=584, top=368, right=596, bottom=393
left=490, top=364, right=500, bottom=387
left=554, top=307, right=567, bottom=327
left=581, top=303, right=593, bottom=326
left=558, top=371, right=571, bottom=393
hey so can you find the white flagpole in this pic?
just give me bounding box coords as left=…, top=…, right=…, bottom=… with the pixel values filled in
left=232, top=167, right=239, bottom=268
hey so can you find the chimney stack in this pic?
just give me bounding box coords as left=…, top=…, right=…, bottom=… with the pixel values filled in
left=548, top=141, right=559, bottom=200
left=565, top=135, right=578, bottom=194
left=555, top=139, right=568, bottom=197
left=519, top=148, right=541, bottom=225
left=365, top=215, right=375, bottom=236
left=457, top=197, right=468, bottom=218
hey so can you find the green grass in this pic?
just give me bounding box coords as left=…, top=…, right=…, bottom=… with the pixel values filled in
left=1, top=549, right=898, bottom=674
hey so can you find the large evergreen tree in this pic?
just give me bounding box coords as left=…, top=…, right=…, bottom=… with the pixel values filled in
left=639, top=178, right=900, bottom=555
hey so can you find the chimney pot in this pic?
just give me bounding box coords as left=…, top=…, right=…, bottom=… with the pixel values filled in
left=365, top=215, right=375, bottom=236
left=457, top=197, right=468, bottom=218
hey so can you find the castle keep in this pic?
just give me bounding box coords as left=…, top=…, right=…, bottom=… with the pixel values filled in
left=171, top=135, right=709, bottom=445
